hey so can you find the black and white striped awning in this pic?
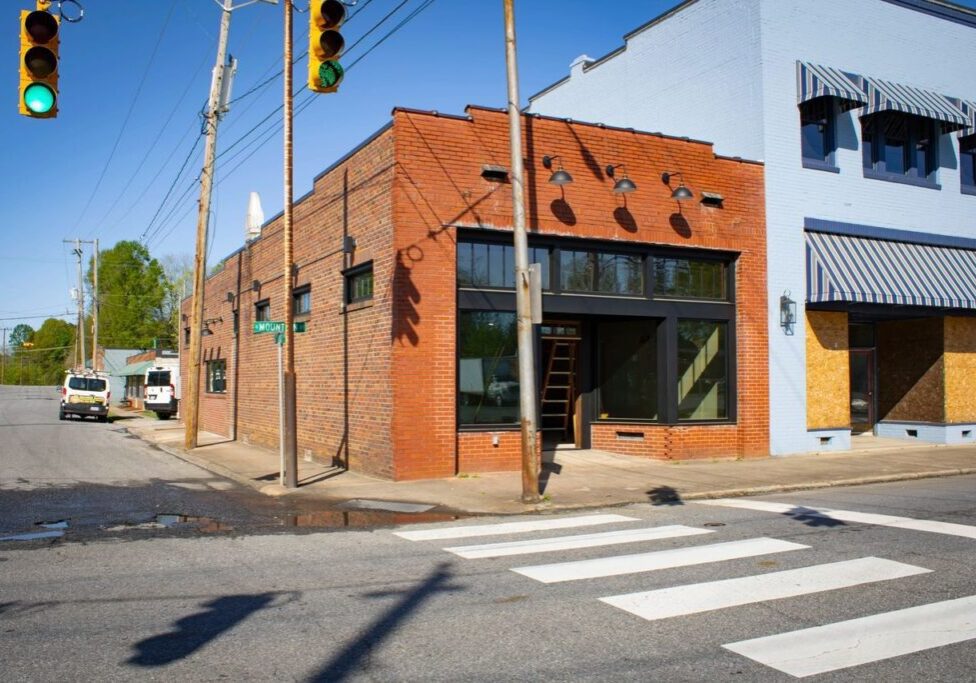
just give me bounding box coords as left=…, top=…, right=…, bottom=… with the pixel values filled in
left=796, top=62, right=866, bottom=111
left=860, top=76, right=969, bottom=133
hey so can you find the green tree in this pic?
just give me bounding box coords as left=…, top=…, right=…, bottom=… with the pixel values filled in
left=88, top=241, right=172, bottom=349
left=160, top=253, right=193, bottom=343
left=31, top=318, right=75, bottom=384
left=8, top=323, right=34, bottom=348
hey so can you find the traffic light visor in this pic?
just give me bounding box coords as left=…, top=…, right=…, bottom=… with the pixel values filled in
left=24, top=46, right=57, bottom=78
left=24, top=83, right=56, bottom=114
left=315, top=30, right=344, bottom=60
left=314, top=1, right=345, bottom=29
left=25, top=10, right=58, bottom=43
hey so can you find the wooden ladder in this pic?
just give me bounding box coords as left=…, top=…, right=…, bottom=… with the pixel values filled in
left=540, top=340, right=576, bottom=437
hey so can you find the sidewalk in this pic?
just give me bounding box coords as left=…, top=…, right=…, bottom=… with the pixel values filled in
left=117, top=412, right=976, bottom=515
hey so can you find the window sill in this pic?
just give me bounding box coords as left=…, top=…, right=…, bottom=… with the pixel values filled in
left=863, top=168, right=941, bottom=190
left=458, top=424, right=520, bottom=432
left=802, top=158, right=840, bottom=173
left=343, top=299, right=373, bottom=313
left=962, top=185, right=976, bottom=196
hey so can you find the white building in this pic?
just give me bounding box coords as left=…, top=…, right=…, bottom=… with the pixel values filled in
left=529, top=0, right=976, bottom=453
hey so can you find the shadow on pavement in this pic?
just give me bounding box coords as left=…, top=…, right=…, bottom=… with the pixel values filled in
left=784, top=506, right=847, bottom=527
left=128, top=593, right=281, bottom=666
left=646, top=485, right=683, bottom=505
left=308, top=562, right=460, bottom=682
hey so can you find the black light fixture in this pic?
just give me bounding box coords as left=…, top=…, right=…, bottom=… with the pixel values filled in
left=662, top=171, right=693, bottom=200
left=605, top=164, right=637, bottom=194
left=251, top=279, right=261, bottom=292
left=225, top=292, right=235, bottom=304
left=201, top=317, right=223, bottom=337
left=542, top=155, right=573, bottom=186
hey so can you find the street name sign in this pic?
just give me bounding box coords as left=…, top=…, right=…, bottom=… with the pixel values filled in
left=253, top=321, right=307, bottom=334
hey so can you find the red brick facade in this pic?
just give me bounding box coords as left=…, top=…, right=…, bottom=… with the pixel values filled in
left=184, top=106, right=769, bottom=480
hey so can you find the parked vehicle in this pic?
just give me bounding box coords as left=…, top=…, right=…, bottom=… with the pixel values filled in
left=60, top=371, right=110, bottom=422
left=144, top=366, right=180, bottom=420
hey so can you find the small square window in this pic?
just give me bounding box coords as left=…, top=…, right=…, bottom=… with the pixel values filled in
left=799, top=98, right=834, bottom=164
left=346, top=263, right=374, bottom=304
left=293, top=286, right=311, bottom=316
left=254, top=299, right=270, bottom=322
left=206, top=359, right=227, bottom=393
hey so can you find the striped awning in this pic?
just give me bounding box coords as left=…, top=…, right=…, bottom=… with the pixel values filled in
left=861, top=76, right=968, bottom=132
left=957, top=99, right=976, bottom=137
left=796, top=61, right=866, bottom=111
left=806, top=231, right=976, bottom=309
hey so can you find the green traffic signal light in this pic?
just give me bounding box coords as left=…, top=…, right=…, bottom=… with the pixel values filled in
left=24, top=82, right=55, bottom=114
left=318, top=61, right=343, bottom=90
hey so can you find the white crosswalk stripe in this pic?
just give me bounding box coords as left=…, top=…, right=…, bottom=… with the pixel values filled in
left=393, top=513, right=638, bottom=542
left=697, top=498, right=976, bottom=539
left=723, top=595, right=976, bottom=678
left=444, top=525, right=714, bottom=559
left=512, top=537, right=809, bottom=584
left=600, top=557, right=930, bottom=621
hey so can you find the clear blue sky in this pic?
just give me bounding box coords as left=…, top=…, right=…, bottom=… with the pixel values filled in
left=2, top=0, right=974, bottom=344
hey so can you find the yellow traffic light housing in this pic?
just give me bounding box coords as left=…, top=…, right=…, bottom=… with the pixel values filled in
left=19, top=7, right=59, bottom=118
left=308, top=0, right=345, bottom=94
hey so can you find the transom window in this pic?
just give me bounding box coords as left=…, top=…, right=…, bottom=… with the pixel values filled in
left=560, top=249, right=643, bottom=295
left=653, top=257, right=727, bottom=300
left=457, top=242, right=550, bottom=289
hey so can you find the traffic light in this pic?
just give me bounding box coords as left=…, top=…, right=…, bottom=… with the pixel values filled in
left=308, top=0, right=345, bottom=94
left=19, top=7, right=59, bottom=118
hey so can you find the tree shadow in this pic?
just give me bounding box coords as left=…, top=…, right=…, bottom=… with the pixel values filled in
left=309, top=563, right=460, bottom=682
left=646, top=486, right=683, bottom=506
left=127, top=593, right=278, bottom=667
left=783, top=506, right=846, bottom=528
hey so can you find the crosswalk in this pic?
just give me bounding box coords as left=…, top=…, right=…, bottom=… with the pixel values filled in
left=393, top=504, right=976, bottom=678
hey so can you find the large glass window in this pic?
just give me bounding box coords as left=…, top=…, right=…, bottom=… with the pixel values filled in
left=598, top=320, right=659, bottom=420
left=458, top=311, right=519, bottom=425
left=800, top=97, right=833, bottom=163
left=560, top=249, right=642, bottom=295
left=862, top=113, right=938, bottom=182
left=961, top=135, right=976, bottom=192
left=457, top=242, right=549, bottom=289
left=677, top=321, right=728, bottom=420
left=206, top=359, right=227, bottom=394
left=653, top=257, right=727, bottom=300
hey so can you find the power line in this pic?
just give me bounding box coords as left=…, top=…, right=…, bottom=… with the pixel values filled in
left=74, top=0, right=180, bottom=235
left=139, top=136, right=204, bottom=244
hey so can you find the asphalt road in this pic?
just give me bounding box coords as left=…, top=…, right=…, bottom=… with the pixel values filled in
left=3, top=385, right=976, bottom=680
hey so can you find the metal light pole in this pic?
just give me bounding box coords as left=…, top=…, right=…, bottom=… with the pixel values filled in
left=502, top=0, right=540, bottom=503
left=281, top=0, right=298, bottom=488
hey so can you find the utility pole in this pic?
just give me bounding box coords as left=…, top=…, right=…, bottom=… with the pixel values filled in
left=281, top=0, right=298, bottom=488
left=184, top=0, right=272, bottom=451
left=92, top=238, right=99, bottom=371
left=502, top=0, right=540, bottom=503
left=1, top=327, right=6, bottom=385
left=64, top=238, right=86, bottom=370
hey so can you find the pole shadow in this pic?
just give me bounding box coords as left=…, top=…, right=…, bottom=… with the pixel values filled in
left=308, top=563, right=459, bottom=682
left=127, top=593, right=278, bottom=667
left=783, top=506, right=847, bottom=528
left=646, top=486, right=683, bottom=505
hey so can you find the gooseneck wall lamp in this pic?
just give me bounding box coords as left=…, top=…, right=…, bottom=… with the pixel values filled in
left=605, top=164, right=637, bottom=194
left=201, top=317, right=223, bottom=337
left=662, top=171, right=693, bottom=200
left=541, top=155, right=573, bottom=186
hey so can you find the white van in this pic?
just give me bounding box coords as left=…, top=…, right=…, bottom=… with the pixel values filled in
left=144, top=366, right=180, bottom=420
left=60, top=371, right=110, bottom=422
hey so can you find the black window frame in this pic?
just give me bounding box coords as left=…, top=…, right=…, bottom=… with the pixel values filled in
left=961, top=134, right=976, bottom=196
left=344, top=262, right=374, bottom=305
left=206, top=359, right=227, bottom=394
left=861, top=112, right=941, bottom=189
left=456, top=230, right=738, bottom=430
left=254, top=299, right=271, bottom=322
left=292, top=285, right=312, bottom=317
left=799, top=97, right=839, bottom=172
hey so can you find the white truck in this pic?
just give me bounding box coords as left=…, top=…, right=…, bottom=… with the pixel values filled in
left=144, top=364, right=180, bottom=420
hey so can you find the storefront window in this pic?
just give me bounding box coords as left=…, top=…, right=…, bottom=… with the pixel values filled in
left=654, top=258, right=727, bottom=299
left=458, top=311, right=519, bottom=425
left=677, top=321, right=728, bottom=420
left=598, top=319, right=659, bottom=420
left=560, top=249, right=643, bottom=295
left=457, top=242, right=549, bottom=289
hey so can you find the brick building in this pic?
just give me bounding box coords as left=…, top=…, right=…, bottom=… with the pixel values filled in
left=183, top=106, right=768, bottom=481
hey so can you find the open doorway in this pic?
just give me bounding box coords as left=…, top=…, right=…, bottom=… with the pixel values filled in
left=540, top=321, right=581, bottom=449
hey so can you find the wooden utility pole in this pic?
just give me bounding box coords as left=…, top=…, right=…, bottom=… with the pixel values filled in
left=282, top=0, right=298, bottom=488
left=185, top=0, right=233, bottom=450
left=502, top=0, right=540, bottom=503
left=91, top=238, right=99, bottom=371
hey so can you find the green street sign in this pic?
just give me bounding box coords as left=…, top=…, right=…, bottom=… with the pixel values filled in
left=253, top=321, right=307, bottom=334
